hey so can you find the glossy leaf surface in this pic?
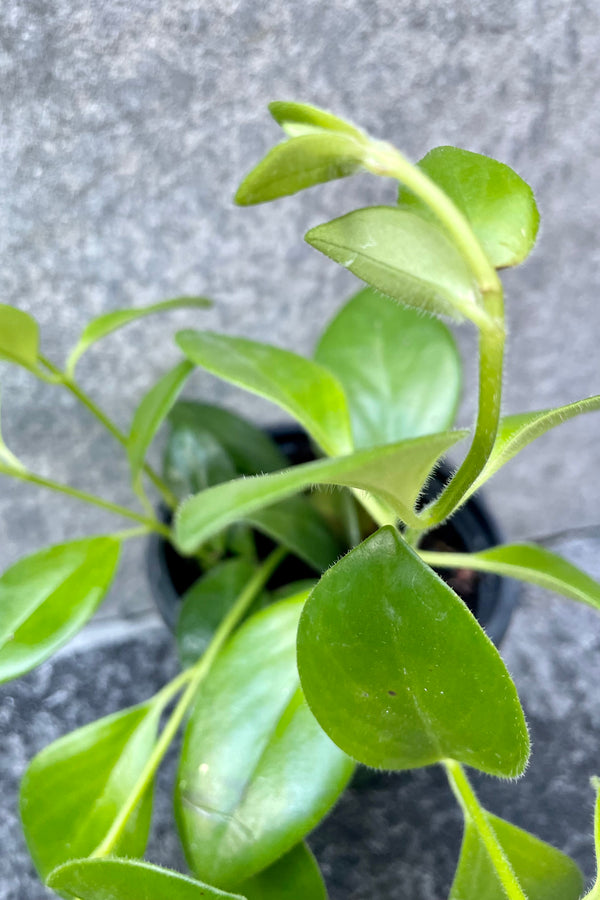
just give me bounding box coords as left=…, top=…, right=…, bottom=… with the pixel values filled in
left=175, top=597, right=354, bottom=889
left=240, top=842, right=327, bottom=900
left=65, top=297, right=211, bottom=373
left=235, top=132, right=366, bottom=205
left=297, top=527, right=529, bottom=776
left=315, top=287, right=461, bottom=447
left=306, top=207, right=485, bottom=326
left=176, top=330, right=353, bottom=455
left=0, top=303, right=39, bottom=370
left=450, top=812, right=583, bottom=900
left=127, top=360, right=194, bottom=482
left=47, top=858, right=246, bottom=900
left=0, top=537, right=120, bottom=682
left=175, top=430, right=466, bottom=554
left=399, top=146, right=539, bottom=268
left=21, top=702, right=160, bottom=879
left=269, top=100, right=364, bottom=140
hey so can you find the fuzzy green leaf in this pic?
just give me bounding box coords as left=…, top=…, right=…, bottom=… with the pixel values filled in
left=47, top=858, right=246, bottom=899
left=0, top=537, right=120, bottom=682
left=174, top=430, right=466, bottom=554
left=176, top=331, right=353, bottom=455
left=21, top=702, right=161, bottom=880
left=297, top=527, right=529, bottom=776
left=399, top=146, right=539, bottom=269
left=269, top=100, right=364, bottom=140
left=0, top=303, right=39, bottom=370
left=175, top=596, right=354, bottom=889
left=315, top=287, right=462, bottom=448
left=240, top=842, right=327, bottom=899
left=306, top=207, right=487, bottom=327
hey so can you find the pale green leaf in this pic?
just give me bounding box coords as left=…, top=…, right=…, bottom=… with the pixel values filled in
left=305, top=207, right=488, bottom=327
left=0, top=303, right=39, bottom=370
left=269, top=100, right=365, bottom=140
left=20, top=702, right=161, bottom=880
left=175, top=597, right=354, bottom=889
left=176, top=330, right=353, bottom=455
left=583, top=777, right=600, bottom=899
left=315, top=287, right=462, bottom=448
left=65, top=297, right=211, bottom=375
left=174, top=430, right=466, bottom=554
left=47, top=858, right=246, bottom=899
left=164, top=424, right=237, bottom=499
left=399, top=146, right=539, bottom=269
left=0, top=388, right=25, bottom=470
left=297, top=527, right=529, bottom=776
left=240, top=842, right=327, bottom=899
left=0, top=537, right=120, bottom=682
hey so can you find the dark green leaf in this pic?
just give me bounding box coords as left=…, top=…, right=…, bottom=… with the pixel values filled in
left=127, top=360, right=194, bottom=483
left=175, top=596, right=354, bottom=889
left=269, top=100, right=364, bottom=140
left=297, top=527, right=529, bottom=776
left=235, top=133, right=366, bottom=205
left=176, top=331, right=353, bottom=455
left=47, top=858, right=246, bottom=899
left=399, top=146, right=539, bottom=269
left=450, top=811, right=583, bottom=900
left=315, top=287, right=462, bottom=448
left=0, top=303, right=39, bottom=370
left=0, top=537, right=120, bottom=682
left=248, top=496, right=344, bottom=573
left=240, top=842, right=327, bottom=900
left=306, top=207, right=488, bottom=327
left=174, top=430, right=466, bottom=554
left=65, top=297, right=212, bottom=374
left=21, top=702, right=161, bottom=879
left=164, top=424, right=237, bottom=500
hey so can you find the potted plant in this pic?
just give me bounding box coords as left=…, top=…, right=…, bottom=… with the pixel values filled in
left=1, top=101, right=600, bottom=900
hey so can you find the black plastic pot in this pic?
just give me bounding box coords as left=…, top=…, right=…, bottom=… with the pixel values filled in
left=147, top=426, right=518, bottom=645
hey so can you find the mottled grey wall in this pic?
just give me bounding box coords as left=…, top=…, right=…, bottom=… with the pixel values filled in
left=1, top=0, right=600, bottom=615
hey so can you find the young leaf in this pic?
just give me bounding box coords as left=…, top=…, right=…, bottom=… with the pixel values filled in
left=235, top=132, right=366, bottom=205
left=0, top=537, right=120, bottom=682
left=465, top=394, right=600, bottom=498
left=305, top=207, right=488, bottom=328
left=127, top=360, right=194, bottom=484
left=47, top=858, right=246, bottom=900
left=65, top=296, right=212, bottom=375
left=450, top=811, right=583, bottom=900
left=174, top=430, right=467, bottom=554
left=175, top=597, right=354, bottom=889
left=269, top=100, right=365, bottom=140
left=398, top=146, right=540, bottom=269
left=20, top=701, right=161, bottom=880
left=297, top=527, right=529, bottom=777
left=176, top=330, right=353, bottom=455
left=315, top=287, right=462, bottom=448
left=240, top=842, right=327, bottom=900
left=583, top=777, right=600, bottom=899
left=0, top=303, right=39, bottom=370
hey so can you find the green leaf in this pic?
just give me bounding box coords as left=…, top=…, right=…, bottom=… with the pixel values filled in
left=240, top=842, right=327, bottom=900
left=174, top=430, right=466, bottom=554
left=315, top=287, right=462, bottom=448
left=306, top=207, right=488, bottom=328
left=399, top=146, right=539, bottom=269
left=297, top=527, right=529, bottom=776
left=65, top=297, right=212, bottom=375
left=165, top=424, right=238, bottom=499
left=248, top=496, right=344, bottom=573
left=177, top=559, right=260, bottom=667
left=127, top=360, right=194, bottom=483
left=176, top=331, right=353, bottom=455
left=583, top=777, right=600, bottom=899
left=175, top=597, right=354, bottom=889
left=20, top=701, right=161, bottom=880
left=466, top=395, right=600, bottom=498
left=450, top=812, right=583, bottom=900
left=47, top=858, right=246, bottom=900
left=0, top=303, right=39, bottom=370
left=269, top=100, right=364, bottom=140
left=235, top=133, right=366, bottom=205
left=0, top=388, right=25, bottom=470
left=0, top=537, right=120, bottom=683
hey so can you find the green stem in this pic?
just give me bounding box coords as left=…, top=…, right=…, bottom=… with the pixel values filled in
left=91, top=545, right=287, bottom=860
left=444, top=760, right=528, bottom=900
left=38, top=355, right=178, bottom=510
